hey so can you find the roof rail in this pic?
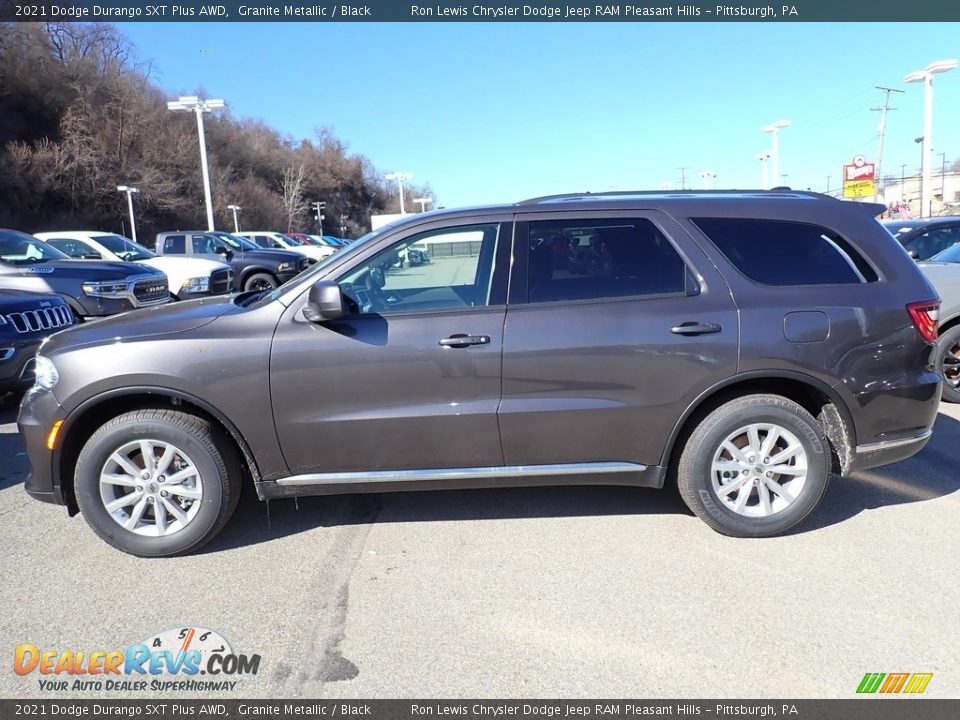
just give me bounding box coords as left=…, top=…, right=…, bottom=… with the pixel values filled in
left=516, top=188, right=841, bottom=206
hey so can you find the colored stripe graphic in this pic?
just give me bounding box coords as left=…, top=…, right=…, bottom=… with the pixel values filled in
left=857, top=673, right=885, bottom=693
left=880, top=673, right=910, bottom=693
left=903, top=673, right=933, bottom=694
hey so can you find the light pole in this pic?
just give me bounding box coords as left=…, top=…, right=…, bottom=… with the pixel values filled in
left=413, top=196, right=433, bottom=212
left=761, top=120, right=790, bottom=189
left=757, top=152, right=771, bottom=189
left=227, top=204, right=242, bottom=233
left=311, top=201, right=326, bottom=235
left=905, top=59, right=958, bottom=217
left=385, top=172, right=412, bottom=214
left=117, top=185, right=140, bottom=243
left=699, top=170, right=716, bottom=190
left=167, top=95, right=226, bottom=231
left=339, top=214, right=348, bottom=237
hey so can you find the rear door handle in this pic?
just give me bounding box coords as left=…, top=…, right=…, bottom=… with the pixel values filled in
left=671, top=322, right=721, bottom=336
left=439, top=334, right=491, bottom=348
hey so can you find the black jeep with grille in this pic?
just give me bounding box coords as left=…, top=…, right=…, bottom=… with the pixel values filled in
left=0, top=290, right=75, bottom=392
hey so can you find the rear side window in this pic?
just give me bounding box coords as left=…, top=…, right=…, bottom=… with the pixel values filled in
left=526, top=218, right=690, bottom=303
left=162, top=235, right=185, bottom=253
left=692, top=218, right=877, bottom=285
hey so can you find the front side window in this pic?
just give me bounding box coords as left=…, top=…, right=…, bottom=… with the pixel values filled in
left=337, top=224, right=501, bottom=315
left=692, top=218, right=877, bottom=285
left=525, top=218, right=689, bottom=303
left=91, top=234, right=154, bottom=260
left=903, top=226, right=960, bottom=260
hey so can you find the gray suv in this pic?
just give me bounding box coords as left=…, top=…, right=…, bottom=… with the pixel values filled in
left=18, top=191, right=942, bottom=556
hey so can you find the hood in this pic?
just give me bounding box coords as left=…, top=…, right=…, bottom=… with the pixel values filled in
left=1, top=260, right=164, bottom=280
left=237, top=247, right=303, bottom=264
left=139, top=256, right=230, bottom=277
left=43, top=294, right=237, bottom=355
left=0, top=290, right=70, bottom=312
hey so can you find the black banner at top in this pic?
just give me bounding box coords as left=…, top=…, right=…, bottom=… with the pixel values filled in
left=1, top=0, right=959, bottom=22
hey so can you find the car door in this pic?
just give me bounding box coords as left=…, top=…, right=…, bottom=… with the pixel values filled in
left=270, top=217, right=512, bottom=476
left=499, top=210, right=739, bottom=471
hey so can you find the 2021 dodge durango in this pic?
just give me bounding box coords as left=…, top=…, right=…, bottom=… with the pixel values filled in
left=18, top=191, right=942, bottom=556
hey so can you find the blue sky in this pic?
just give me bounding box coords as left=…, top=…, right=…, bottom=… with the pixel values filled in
left=121, top=22, right=959, bottom=209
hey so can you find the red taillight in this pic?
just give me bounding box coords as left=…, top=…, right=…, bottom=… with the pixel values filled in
left=907, top=300, right=940, bottom=343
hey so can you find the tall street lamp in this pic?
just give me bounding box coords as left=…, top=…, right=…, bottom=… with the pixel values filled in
left=311, top=201, right=326, bottom=235
left=385, top=172, right=412, bottom=214
left=761, top=120, right=790, bottom=188
left=699, top=171, right=716, bottom=190
left=413, top=196, right=433, bottom=212
left=339, top=214, right=348, bottom=237
left=167, top=95, right=226, bottom=231
left=227, top=204, right=242, bottom=233
left=905, top=59, right=958, bottom=217
left=117, top=185, right=140, bottom=243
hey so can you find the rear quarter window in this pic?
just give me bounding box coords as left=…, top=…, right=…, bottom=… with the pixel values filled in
left=691, top=218, right=877, bottom=285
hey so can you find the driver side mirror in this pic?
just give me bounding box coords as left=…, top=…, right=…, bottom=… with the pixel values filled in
left=908, top=249, right=920, bottom=260
left=303, top=281, right=349, bottom=323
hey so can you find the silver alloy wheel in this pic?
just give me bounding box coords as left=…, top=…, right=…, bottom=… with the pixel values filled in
left=98, top=439, right=204, bottom=537
left=710, top=423, right=808, bottom=518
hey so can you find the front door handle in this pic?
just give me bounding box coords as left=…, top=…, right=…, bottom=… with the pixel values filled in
left=671, top=322, right=721, bottom=336
left=439, top=334, right=491, bottom=348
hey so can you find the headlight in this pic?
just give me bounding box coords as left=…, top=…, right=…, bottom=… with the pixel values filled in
left=33, top=355, right=59, bottom=391
left=277, top=262, right=293, bottom=272
left=180, top=277, right=210, bottom=292
left=82, top=281, right=128, bottom=298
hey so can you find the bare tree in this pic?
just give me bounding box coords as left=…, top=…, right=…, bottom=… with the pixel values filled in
left=281, top=164, right=307, bottom=232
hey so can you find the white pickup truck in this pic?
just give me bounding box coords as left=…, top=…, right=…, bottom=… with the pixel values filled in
left=34, top=231, right=233, bottom=300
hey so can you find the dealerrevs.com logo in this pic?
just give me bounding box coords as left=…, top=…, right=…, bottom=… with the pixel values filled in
left=14, top=627, right=261, bottom=693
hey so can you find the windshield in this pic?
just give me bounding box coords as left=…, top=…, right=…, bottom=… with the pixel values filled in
left=0, top=229, right=71, bottom=264
left=930, top=243, right=960, bottom=263
left=211, top=232, right=260, bottom=251
left=92, top=234, right=155, bottom=260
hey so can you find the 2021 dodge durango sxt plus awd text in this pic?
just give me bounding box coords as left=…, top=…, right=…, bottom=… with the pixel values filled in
left=18, top=191, right=942, bottom=556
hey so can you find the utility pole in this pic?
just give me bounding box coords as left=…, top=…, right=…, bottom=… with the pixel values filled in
left=871, top=85, right=904, bottom=202
left=825, top=176, right=831, bottom=195
left=676, top=167, right=689, bottom=190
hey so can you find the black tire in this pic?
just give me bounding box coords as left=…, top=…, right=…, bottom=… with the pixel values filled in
left=243, top=272, right=279, bottom=292
left=74, top=409, right=241, bottom=557
left=936, top=325, right=960, bottom=404
left=677, top=394, right=831, bottom=538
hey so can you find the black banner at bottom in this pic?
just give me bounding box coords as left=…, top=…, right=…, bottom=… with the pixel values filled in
left=1, top=700, right=958, bottom=720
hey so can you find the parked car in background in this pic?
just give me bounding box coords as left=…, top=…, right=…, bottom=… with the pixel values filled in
left=235, top=231, right=333, bottom=262
left=882, top=217, right=960, bottom=260
left=305, top=235, right=346, bottom=250
left=1, top=290, right=75, bottom=393
left=914, top=251, right=960, bottom=404
left=34, top=231, right=232, bottom=301
left=154, top=230, right=311, bottom=292
left=0, top=228, right=169, bottom=319
left=18, top=190, right=942, bottom=556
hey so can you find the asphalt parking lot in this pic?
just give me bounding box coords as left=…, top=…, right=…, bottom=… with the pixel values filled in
left=0, top=391, right=957, bottom=699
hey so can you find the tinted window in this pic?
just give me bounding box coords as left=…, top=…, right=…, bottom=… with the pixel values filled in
left=190, top=234, right=221, bottom=254
left=45, top=238, right=99, bottom=258
left=91, top=234, right=155, bottom=260
left=902, top=226, right=960, bottom=260
left=162, top=235, right=185, bottom=253
left=525, top=218, right=688, bottom=303
left=930, top=242, right=960, bottom=263
left=338, top=224, right=501, bottom=315
left=0, top=230, right=70, bottom=264
left=692, top=218, right=875, bottom=285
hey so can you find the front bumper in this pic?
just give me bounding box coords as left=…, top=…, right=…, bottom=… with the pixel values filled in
left=17, top=387, right=68, bottom=507
left=0, top=336, right=44, bottom=390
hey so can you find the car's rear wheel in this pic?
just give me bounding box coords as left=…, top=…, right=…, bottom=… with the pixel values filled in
left=936, top=325, right=960, bottom=403
left=677, top=394, right=831, bottom=537
left=74, top=409, right=240, bottom=557
left=243, top=273, right=278, bottom=292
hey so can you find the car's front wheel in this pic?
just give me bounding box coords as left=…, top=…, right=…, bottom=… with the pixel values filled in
left=936, top=325, right=960, bottom=403
left=74, top=409, right=240, bottom=557
left=677, top=394, right=831, bottom=537
left=243, top=273, right=279, bottom=292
